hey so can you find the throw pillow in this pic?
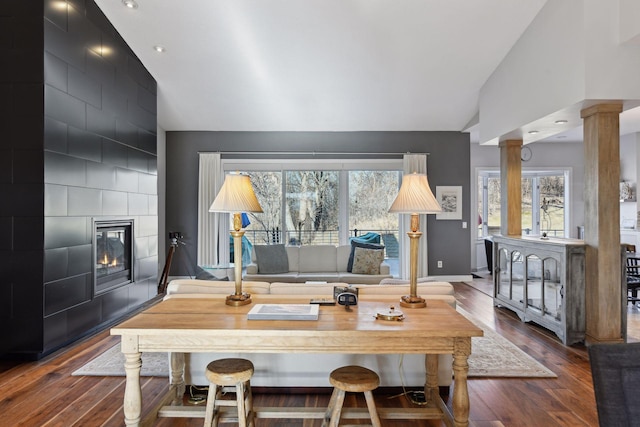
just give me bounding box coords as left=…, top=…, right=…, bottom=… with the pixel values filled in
left=347, top=240, right=384, bottom=272
left=194, top=266, right=229, bottom=281
left=351, top=247, right=384, bottom=275
left=254, top=244, right=289, bottom=274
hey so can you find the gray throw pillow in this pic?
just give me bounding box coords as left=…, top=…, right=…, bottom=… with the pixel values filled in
left=254, top=244, right=289, bottom=274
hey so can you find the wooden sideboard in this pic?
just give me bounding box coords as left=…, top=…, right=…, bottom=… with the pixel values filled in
left=492, top=235, right=586, bottom=345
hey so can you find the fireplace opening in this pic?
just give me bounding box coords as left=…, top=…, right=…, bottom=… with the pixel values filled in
left=94, top=220, right=133, bottom=296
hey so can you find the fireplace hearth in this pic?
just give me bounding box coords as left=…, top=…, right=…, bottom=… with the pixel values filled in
left=94, top=219, right=133, bottom=296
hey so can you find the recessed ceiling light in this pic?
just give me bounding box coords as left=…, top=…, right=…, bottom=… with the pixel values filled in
left=52, top=1, right=69, bottom=10
left=153, top=45, right=166, bottom=53
left=528, top=130, right=539, bottom=134
left=555, top=120, right=568, bottom=124
left=122, top=0, right=138, bottom=9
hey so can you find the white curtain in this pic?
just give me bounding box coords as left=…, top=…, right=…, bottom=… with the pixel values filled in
left=197, top=153, right=229, bottom=265
left=399, top=154, right=429, bottom=278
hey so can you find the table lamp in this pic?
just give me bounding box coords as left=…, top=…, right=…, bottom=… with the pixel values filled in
left=389, top=173, right=441, bottom=308
left=209, top=173, right=263, bottom=306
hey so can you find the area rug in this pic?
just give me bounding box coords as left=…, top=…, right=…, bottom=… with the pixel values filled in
left=458, top=307, right=557, bottom=378
left=72, top=309, right=556, bottom=379
left=72, top=345, right=169, bottom=377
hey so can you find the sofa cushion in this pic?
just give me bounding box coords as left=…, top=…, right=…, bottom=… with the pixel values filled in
left=269, top=282, right=340, bottom=295
left=165, top=279, right=272, bottom=295
left=379, top=277, right=437, bottom=285
left=285, top=246, right=299, bottom=271
left=299, top=245, right=337, bottom=272
left=351, top=247, right=385, bottom=274
left=244, top=272, right=301, bottom=282
left=356, top=282, right=455, bottom=297
left=255, top=244, right=289, bottom=274
left=338, top=273, right=391, bottom=284
left=347, top=240, right=384, bottom=272
left=336, top=245, right=351, bottom=272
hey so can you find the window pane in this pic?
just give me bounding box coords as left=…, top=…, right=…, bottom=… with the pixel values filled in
left=348, top=171, right=399, bottom=236
left=540, top=175, right=565, bottom=237
left=349, top=171, right=400, bottom=260
left=244, top=171, right=283, bottom=245
left=521, top=177, right=533, bottom=234
left=487, top=177, right=501, bottom=236
left=285, top=171, right=338, bottom=245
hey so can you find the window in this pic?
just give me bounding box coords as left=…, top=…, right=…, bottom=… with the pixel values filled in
left=478, top=170, right=568, bottom=238
left=224, top=159, right=402, bottom=252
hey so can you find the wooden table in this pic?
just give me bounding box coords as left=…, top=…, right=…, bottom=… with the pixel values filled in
left=111, top=295, right=482, bottom=427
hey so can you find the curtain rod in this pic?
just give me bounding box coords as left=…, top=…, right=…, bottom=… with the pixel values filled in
left=198, top=151, right=430, bottom=156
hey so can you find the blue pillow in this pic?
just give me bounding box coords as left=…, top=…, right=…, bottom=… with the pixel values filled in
left=347, top=240, right=384, bottom=272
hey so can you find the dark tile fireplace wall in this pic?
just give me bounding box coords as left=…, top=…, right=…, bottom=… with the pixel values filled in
left=0, top=0, right=158, bottom=358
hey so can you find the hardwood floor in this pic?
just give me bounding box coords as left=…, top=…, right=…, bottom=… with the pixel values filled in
left=3, top=279, right=635, bottom=426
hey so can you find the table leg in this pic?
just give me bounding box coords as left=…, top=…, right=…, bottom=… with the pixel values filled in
left=123, top=350, right=142, bottom=427
left=452, top=337, right=471, bottom=427
left=425, top=354, right=439, bottom=407
left=169, top=352, right=186, bottom=405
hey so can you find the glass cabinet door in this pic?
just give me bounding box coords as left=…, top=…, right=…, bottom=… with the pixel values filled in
left=526, top=255, right=542, bottom=312
left=497, top=248, right=510, bottom=298
left=542, top=257, right=561, bottom=321
left=510, top=251, right=524, bottom=306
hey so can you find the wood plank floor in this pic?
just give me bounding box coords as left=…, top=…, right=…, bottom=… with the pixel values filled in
left=2, top=278, right=635, bottom=426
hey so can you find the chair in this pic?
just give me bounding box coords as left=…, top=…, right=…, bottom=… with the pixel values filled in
left=589, top=342, right=640, bottom=426
left=203, top=358, right=255, bottom=427
left=322, top=365, right=381, bottom=427
left=626, top=252, right=640, bottom=305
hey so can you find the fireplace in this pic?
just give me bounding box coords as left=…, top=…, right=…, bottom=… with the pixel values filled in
left=94, top=219, right=133, bottom=296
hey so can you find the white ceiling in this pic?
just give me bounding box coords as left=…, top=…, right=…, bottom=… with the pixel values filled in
left=94, top=0, right=554, bottom=135
left=95, top=0, right=640, bottom=142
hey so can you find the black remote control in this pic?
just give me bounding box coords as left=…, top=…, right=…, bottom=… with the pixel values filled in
left=310, top=298, right=336, bottom=306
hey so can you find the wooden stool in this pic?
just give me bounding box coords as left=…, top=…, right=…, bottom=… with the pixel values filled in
left=322, top=365, right=381, bottom=427
left=203, top=358, right=255, bottom=427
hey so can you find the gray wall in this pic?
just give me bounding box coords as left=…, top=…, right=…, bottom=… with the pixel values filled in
left=165, top=131, right=471, bottom=277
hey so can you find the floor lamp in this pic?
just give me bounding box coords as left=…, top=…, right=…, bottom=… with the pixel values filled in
left=389, top=173, right=441, bottom=308
left=209, top=173, right=263, bottom=306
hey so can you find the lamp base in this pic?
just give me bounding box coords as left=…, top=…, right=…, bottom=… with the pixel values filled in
left=400, top=295, right=427, bottom=309
left=226, top=293, right=252, bottom=306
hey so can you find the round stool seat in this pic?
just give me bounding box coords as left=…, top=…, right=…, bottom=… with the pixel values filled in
left=329, top=365, right=380, bottom=392
left=205, top=358, right=254, bottom=386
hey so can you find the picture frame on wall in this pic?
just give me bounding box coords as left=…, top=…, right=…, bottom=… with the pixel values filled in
left=436, top=186, right=462, bottom=220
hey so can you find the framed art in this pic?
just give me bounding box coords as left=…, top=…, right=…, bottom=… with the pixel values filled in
left=436, top=186, right=462, bottom=220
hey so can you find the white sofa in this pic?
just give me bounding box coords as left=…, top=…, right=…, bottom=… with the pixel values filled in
left=164, top=279, right=456, bottom=388
left=244, top=244, right=392, bottom=284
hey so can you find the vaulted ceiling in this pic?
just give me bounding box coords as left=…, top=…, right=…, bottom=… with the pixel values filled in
left=95, top=0, right=640, bottom=143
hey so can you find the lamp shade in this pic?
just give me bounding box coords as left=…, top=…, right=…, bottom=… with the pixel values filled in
left=388, top=173, right=441, bottom=214
left=209, top=173, right=263, bottom=214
